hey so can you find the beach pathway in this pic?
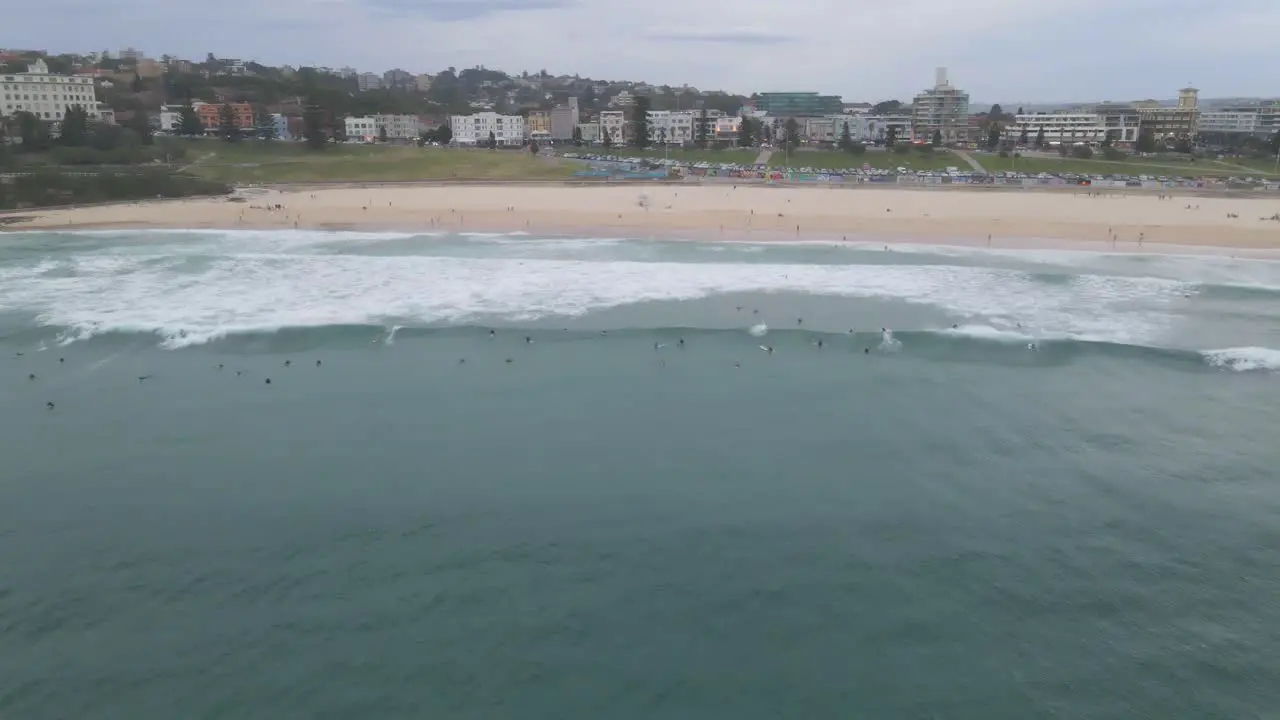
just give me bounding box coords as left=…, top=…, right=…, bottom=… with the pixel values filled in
left=951, top=149, right=987, bottom=174
left=755, top=149, right=773, bottom=166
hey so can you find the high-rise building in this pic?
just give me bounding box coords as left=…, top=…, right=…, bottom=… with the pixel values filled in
left=912, top=67, right=970, bottom=144
left=549, top=97, right=580, bottom=140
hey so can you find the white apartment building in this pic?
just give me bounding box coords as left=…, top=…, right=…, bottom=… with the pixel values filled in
left=159, top=104, right=186, bottom=132
left=599, top=110, right=626, bottom=144
left=346, top=116, right=377, bottom=140
left=646, top=110, right=694, bottom=144
left=450, top=112, right=525, bottom=146
left=1198, top=111, right=1260, bottom=135
left=377, top=114, right=420, bottom=140
left=576, top=122, right=600, bottom=144
left=852, top=114, right=913, bottom=143
left=345, top=114, right=422, bottom=141
left=1012, top=112, right=1107, bottom=146
left=1, top=59, right=99, bottom=121
left=912, top=67, right=969, bottom=144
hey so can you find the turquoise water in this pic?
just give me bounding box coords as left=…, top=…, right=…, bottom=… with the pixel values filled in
left=2, top=230, right=1280, bottom=718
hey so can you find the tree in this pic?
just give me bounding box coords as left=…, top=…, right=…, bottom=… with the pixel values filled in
left=871, top=100, right=902, bottom=115
left=378, top=125, right=388, bottom=143
left=1019, top=126, right=1029, bottom=146
left=631, top=96, right=651, bottom=149
left=529, top=139, right=539, bottom=154
left=255, top=110, right=277, bottom=141
left=488, top=130, right=497, bottom=149
left=59, top=106, right=90, bottom=147
left=1135, top=127, right=1156, bottom=154
left=987, top=124, right=1002, bottom=150
left=1174, top=136, right=1193, bottom=154
left=303, top=102, right=327, bottom=149
left=128, top=111, right=155, bottom=146
left=839, top=121, right=854, bottom=152
left=436, top=125, right=452, bottom=145
left=849, top=142, right=867, bottom=155
left=131, top=73, right=143, bottom=93
left=218, top=103, right=239, bottom=142
left=1269, top=129, right=1280, bottom=156
left=601, top=127, right=612, bottom=148
left=1034, top=126, right=1046, bottom=149
left=783, top=117, right=800, bottom=150
left=1071, top=145, right=1094, bottom=159
left=1101, top=131, right=1115, bottom=149
left=15, top=111, right=49, bottom=152
left=179, top=99, right=203, bottom=137
left=988, top=104, right=1004, bottom=121
left=932, top=129, right=942, bottom=147
left=760, top=122, right=772, bottom=145
left=572, top=125, right=583, bottom=147
left=738, top=115, right=755, bottom=148
left=885, top=126, right=897, bottom=149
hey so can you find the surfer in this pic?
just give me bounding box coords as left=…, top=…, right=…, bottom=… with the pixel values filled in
left=505, top=358, right=514, bottom=364
left=137, top=375, right=153, bottom=383
left=265, top=378, right=272, bottom=384
left=316, top=360, right=322, bottom=367
left=489, top=329, right=496, bottom=338
left=654, top=342, right=665, bottom=351
left=284, top=360, right=292, bottom=367
left=525, top=336, right=533, bottom=344
left=864, top=348, right=870, bottom=354
left=28, top=373, right=36, bottom=381
left=46, top=401, right=55, bottom=410
left=678, top=338, right=685, bottom=348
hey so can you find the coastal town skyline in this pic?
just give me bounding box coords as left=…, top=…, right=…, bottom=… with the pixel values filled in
left=9, top=0, right=1280, bottom=101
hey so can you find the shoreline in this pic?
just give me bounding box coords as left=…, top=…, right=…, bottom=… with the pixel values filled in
left=5, top=184, right=1280, bottom=256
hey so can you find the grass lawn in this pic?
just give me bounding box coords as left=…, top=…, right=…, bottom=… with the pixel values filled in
left=973, top=153, right=1276, bottom=178
left=1204, top=157, right=1280, bottom=177
left=583, top=148, right=762, bottom=164
left=771, top=148, right=966, bottom=171
left=174, top=140, right=576, bottom=183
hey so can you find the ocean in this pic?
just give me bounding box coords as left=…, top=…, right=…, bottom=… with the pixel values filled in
left=2, top=229, right=1279, bottom=719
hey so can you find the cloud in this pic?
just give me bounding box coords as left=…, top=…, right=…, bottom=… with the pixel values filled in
left=369, top=0, right=575, bottom=22
left=647, top=28, right=796, bottom=45
left=7, top=0, right=1280, bottom=102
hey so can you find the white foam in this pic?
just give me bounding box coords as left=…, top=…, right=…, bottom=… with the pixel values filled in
left=0, top=231, right=1205, bottom=348
left=1202, top=347, right=1280, bottom=372
left=942, top=324, right=1035, bottom=342
left=748, top=323, right=769, bottom=337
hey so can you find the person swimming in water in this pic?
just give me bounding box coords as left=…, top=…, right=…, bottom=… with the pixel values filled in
left=265, top=378, right=272, bottom=384
left=47, top=401, right=55, bottom=410
left=28, top=373, right=36, bottom=381
left=678, top=338, right=684, bottom=348
left=316, top=360, right=322, bottom=367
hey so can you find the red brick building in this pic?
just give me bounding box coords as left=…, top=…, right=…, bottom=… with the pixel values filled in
left=196, top=102, right=253, bottom=131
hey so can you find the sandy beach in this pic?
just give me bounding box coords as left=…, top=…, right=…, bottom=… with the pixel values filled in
left=5, top=184, right=1280, bottom=251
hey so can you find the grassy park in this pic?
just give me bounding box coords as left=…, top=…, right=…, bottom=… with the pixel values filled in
left=771, top=148, right=967, bottom=172
left=174, top=140, right=577, bottom=183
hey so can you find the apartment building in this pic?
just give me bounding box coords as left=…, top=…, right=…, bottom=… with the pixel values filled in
left=549, top=98, right=580, bottom=140
left=450, top=112, right=525, bottom=146
left=600, top=110, right=627, bottom=144
left=755, top=92, right=843, bottom=117
left=196, top=102, right=253, bottom=132
left=1, top=58, right=99, bottom=121
left=646, top=110, right=695, bottom=144
left=345, top=114, right=421, bottom=141
left=356, top=73, right=382, bottom=92
left=912, top=67, right=969, bottom=144
left=527, top=110, right=552, bottom=138
left=1197, top=111, right=1258, bottom=135
left=856, top=114, right=913, bottom=143
left=576, top=122, right=600, bottom=144
left=1012, top=112, right=1106, bottom=146
left=1095, top=104, right=1141, bottom=145
left=1134, top=88, right=1199, bottom=139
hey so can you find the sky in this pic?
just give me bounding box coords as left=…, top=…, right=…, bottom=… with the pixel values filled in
left=5, top=0, right=1279, bottom=103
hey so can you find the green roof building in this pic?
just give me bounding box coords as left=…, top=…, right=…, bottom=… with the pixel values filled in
left=754, top=92, right=843, bottom=117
